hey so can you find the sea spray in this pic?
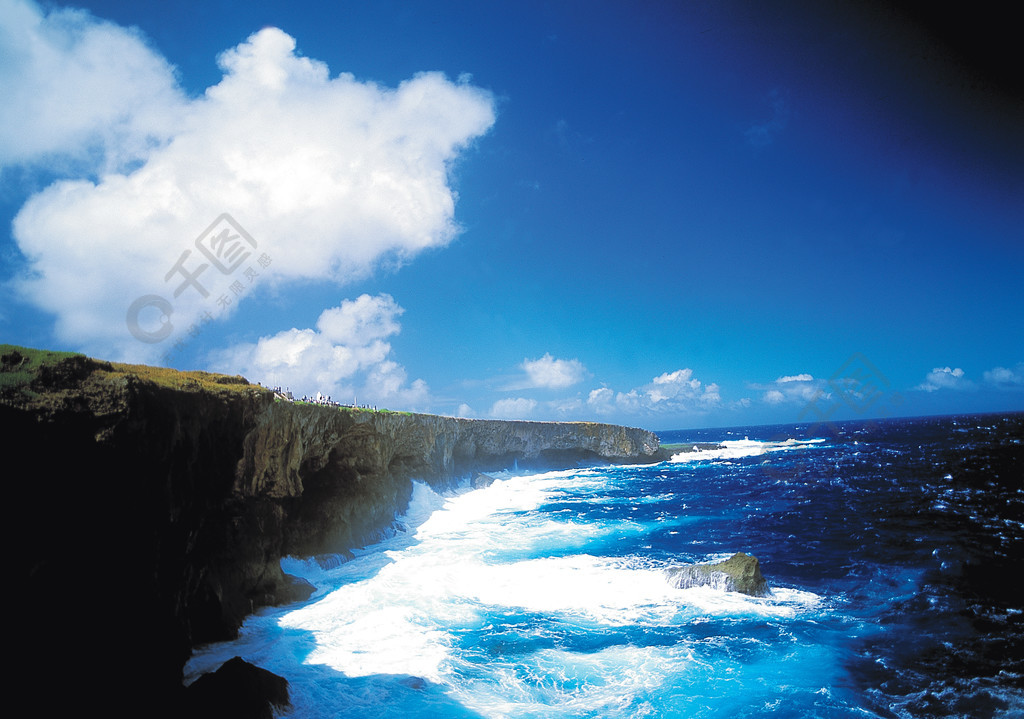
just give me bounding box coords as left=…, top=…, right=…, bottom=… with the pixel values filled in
left=185, top=414, right=1024, bottom=718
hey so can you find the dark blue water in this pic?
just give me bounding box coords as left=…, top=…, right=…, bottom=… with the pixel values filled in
left=186, top=412, right=1024, bottom=718
left=658, top=413, right=1024, bottom=718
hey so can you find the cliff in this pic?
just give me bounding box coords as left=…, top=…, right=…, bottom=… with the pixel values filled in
left=1, top=344, right=662, bottom=715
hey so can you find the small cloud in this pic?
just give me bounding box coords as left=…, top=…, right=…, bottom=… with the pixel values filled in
left=513, top=353, right=586, bottom=390
left=490, top=397, right=537, bottom=419
left=587, top=386, right=615, bottom=414
left=916, top=366, right=968, bottom=392
left=750, top=372, right=825, bottom=405
left=315, top=294, right=403, bottom=345
left=983, top=363, right=1024, bottom=388
left=549, top=397, right=584, bottom=416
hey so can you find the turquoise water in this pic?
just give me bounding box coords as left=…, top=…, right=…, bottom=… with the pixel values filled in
left=185, top=413, right=1024, bottom=718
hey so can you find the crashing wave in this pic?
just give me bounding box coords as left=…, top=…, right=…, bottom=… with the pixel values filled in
left=670, top=437, right=825, bottom=463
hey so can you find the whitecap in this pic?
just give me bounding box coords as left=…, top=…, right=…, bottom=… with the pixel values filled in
left=670, top=437, right=825, bottom=463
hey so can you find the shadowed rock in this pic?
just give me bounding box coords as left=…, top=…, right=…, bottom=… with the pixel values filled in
left=472, top=472, right=497, bottom=488
left=666, top=552, right=771, bottom=597
left=184, top=656, right=289, bottom=719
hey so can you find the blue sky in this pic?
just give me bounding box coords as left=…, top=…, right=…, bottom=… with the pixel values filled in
left=1, top=0, right=1021, bottom=430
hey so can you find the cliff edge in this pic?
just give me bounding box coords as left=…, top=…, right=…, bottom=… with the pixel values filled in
left=1, top=344, right=662, bottom=715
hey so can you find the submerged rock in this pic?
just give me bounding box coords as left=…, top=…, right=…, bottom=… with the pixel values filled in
left=666, top=552, right=771, bottom=597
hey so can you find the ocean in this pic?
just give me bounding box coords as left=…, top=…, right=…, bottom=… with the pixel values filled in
left=184, top=412, right=1024, bottom=718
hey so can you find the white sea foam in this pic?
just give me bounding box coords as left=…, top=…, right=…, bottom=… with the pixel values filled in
left=270, top=474, right=820, bottom=688
left=186, top=470, right=826, bottom=718
left=670, top=437, right=825, bottom=463
left=448, top=643, right=687, bottom=719
left=177, top=419, right=1024, bottom=718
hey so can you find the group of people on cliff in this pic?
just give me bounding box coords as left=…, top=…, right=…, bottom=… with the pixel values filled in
left=269, top=386, right=376, bottom=411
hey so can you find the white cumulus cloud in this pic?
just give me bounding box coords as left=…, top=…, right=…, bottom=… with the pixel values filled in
left=586, top=387, right=616, bottom=414
left=777, top=373, right=814, bottom=383
left=209, top=293, right=429, bottom=409
left=517, top=353, right=586, bottom=390
left=490, top=397, right=537, bottom=419
left=3, top=3, right=496, bottom=362
left=752, top=373, right=826, bottom=405
left=983, top=363, right=1024, bottom=388
left=916, top=366, right=968, bottom=392
left=586, top=368, right=720, bottom=416
left=0, top=0, right=186, bottom=171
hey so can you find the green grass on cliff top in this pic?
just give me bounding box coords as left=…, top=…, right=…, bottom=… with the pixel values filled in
left=2, top=345, right=658, bottom=433
left=107, top=360, right=260, bottom=394
left=1, top=343, right=268, bottom=403
left=0, top=345, right=82, bottom=392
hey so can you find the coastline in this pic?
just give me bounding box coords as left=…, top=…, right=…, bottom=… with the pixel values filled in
left=2, top=343, right=665, bottom=715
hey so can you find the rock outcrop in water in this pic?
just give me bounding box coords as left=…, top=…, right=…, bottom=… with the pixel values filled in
left=666, top=552, right=771, bottom=597
left=183, top=656, right=290, bottom=719
left=2, top=344, right=662, bottom=715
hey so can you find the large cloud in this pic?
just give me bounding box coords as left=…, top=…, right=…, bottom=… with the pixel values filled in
left=3, top=2, right=496, bottom=362
left=0, top=0, right=185, bottom=170
left=210, top=293, right=429, bottom=409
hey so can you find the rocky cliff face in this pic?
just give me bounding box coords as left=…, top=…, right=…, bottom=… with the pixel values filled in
left=239, top=400, right=659, bottom=559
left=2, top=345, right=661, bottom=715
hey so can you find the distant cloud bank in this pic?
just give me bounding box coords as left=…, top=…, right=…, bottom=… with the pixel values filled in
left=914, top=364, right=1024, bottom=394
